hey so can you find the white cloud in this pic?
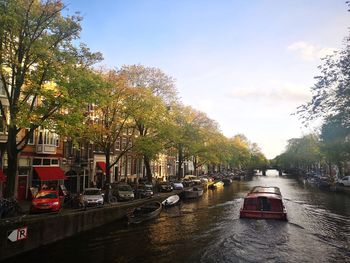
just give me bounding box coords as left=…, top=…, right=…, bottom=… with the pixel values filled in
left=227, top=83, right=311, bottom=103
left=287, top=41, right=337, bottom=61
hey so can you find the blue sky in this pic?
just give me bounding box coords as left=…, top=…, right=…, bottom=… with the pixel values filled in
left=64, top=0, right=349, bottom=158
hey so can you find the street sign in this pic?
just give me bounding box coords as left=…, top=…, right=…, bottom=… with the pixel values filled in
left=8, top=227, right=27, bottom=242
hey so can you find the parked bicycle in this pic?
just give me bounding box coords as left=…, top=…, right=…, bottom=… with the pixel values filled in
left=0, top=198, right=23, bottom=219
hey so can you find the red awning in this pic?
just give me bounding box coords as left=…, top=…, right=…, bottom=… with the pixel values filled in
left=34, top=167, right=67, bottom=181
left=97, top=162, right=107, bottom=173
left=0, top=170, right=6, bottom=182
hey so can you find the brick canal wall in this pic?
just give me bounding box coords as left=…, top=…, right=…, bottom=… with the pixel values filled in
left=0, top=193, right=174, bottom=260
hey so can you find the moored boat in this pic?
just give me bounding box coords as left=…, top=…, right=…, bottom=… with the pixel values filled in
left=240, top=186, right=287, bottom=220
left=222, top=178, right=233, bottom=186
left=127, top=201, right=162, bottom=224
left=162, top=195, right=180, bottom=207
left=183, top=187, right=204, bottom=199
left=208, top=180, right=224, bottom=189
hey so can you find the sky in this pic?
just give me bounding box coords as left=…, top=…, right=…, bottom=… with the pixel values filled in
left=63, top=0, right=349, bottom=159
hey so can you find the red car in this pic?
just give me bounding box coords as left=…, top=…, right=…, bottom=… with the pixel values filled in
left=30, top=190, right=63, bottom=213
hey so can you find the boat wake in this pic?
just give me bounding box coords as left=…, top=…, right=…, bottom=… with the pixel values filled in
left=207, top=199, right=242, bottom=209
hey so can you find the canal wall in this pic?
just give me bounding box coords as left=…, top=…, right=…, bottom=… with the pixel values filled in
left=0, top=194, right=172, bottom=260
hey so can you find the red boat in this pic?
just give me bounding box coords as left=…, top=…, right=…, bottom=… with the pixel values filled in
left=240, top=186, right=287, bottom=220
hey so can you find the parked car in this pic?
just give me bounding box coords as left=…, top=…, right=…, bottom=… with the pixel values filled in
left=172, top=181, right=184, bottom=190
left=81, top=188, right=104, bottom=207
left=30, top=190, right=63, bottom=213
left=338, top=176, right=350, bottom=186
left=157, top=182, right=173, bottom=192
left=135, top=183, right=154, bottom=198
left=114, top=183, right=134, bottom=201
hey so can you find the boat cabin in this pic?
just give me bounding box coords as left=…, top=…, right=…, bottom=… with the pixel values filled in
left=240, top=186, right=287, bottom=220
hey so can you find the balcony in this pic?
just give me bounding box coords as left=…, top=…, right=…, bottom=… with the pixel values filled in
left=36, top=144, right=57, bottom=154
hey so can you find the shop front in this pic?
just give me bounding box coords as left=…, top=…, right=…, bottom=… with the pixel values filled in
left=0, top=170, right=5, bottom=198
left=31, top=166, right=67, bottom=198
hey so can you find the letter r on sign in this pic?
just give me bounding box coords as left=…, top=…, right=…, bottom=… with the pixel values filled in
left=17, top=227, right=27, bottom=240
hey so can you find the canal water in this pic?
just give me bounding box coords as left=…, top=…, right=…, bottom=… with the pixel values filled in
left=7, top=170, right=350, bottom=263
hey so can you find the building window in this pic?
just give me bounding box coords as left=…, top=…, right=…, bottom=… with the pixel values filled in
left=33, top=158, right=42, bottom=165
left=37, top=128, right=59, bottom=146
left=26, top=129, right=35, bottom=145
left=55, top=135, right=60, bottom=147
left=122, top=138, right=127, bottom=150
left=33, top=158, right=59, bottom=166
left=0, top=109, right=6, bottom=133
left=121, top=156, right=126, bottom=176
left=127, top=156, right=132, bottom=175
left=115, top=138, right=120, bottom=150
left=0, top=117, right=4, bottom=133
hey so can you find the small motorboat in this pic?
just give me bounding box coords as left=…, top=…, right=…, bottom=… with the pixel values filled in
left=162, top=195, right=180, bottom=207
left=208, top=180, right=224, bottom=189
left=222, top=178, right=233, bottom=186
left=127, top=201, right=162, bottom=224
left=240, top=186, right=287, bottom=220
left=183, top=187, right=204, bottom=199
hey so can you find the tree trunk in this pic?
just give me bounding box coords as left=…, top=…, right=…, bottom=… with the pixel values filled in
left=4, top=126, right=19, bottom=198
left=194, top=156, right=197, bottom=176
left=144, top=155, right=152, bottom=183
left=177, top=145, right=183, bottom=180
left=104, top=147, right=111, bottom=202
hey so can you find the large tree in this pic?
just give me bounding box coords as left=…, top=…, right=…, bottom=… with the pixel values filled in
left=228, top=134, right=251, bottom=169
left=275, top=134, right=321, bottom=173
left=121, top=65, right=178, bottom=182
left=320, top=115, right=350, bottom=177
left=298, top=20, right=350, bottom=128
left=82, top=70, right=138, bottom=199
left=170, top=104, right=224, bottom=177
left=0, top=0, right=102, bottom=198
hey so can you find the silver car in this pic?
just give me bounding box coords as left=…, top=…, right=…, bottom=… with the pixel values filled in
left=82, top=188, right=104, bottom=207
left=116, top=184, right=134, bottom=201
left=338, top=176, right=350, bottom=186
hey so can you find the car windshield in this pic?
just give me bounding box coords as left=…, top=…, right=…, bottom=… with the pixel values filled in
left=36, top=192, right=57, bottom=199
left=118, top=185, right=132, bottom=191
left=84, top=190, right=101, bottom=195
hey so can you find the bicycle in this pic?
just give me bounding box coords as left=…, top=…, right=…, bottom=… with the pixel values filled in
left=0, top=198, right=23, bottom=219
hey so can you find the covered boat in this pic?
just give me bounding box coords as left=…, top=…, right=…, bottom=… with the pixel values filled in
left=183, top=187, right=204, bottom=199
left=240, top=186, right=287, bottom=220
left=127, top=201, right=162, bottom=224
left=208, top=180, right=224, bottom=189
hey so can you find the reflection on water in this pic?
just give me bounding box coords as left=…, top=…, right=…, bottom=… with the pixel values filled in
left=7, top=170, right=350, bottom=263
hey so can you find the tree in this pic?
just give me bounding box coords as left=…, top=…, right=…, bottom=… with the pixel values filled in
left=0, top=0, right=102, bottom=198
left=275, top=134, right=321, bottom=173
left=81, top=70, right=138, bottom=199
left=248, top=143, right=269, bottom=171
left=298, top=14, right=350, bottom=128
left=170, top=104, right=223, bottom=177
left=131, top=88, right=172, bottom=182
left=320, top=115, right=350, bottom=177
left=228, top=134, right=251, bottom=169
left=121, top=65, right=178, bottom=182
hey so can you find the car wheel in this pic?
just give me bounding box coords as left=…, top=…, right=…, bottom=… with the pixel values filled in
left=110, top=196, right=118, bottom=203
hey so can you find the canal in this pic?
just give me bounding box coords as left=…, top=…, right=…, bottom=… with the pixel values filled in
left=6, top=170, right=350, bottom=263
